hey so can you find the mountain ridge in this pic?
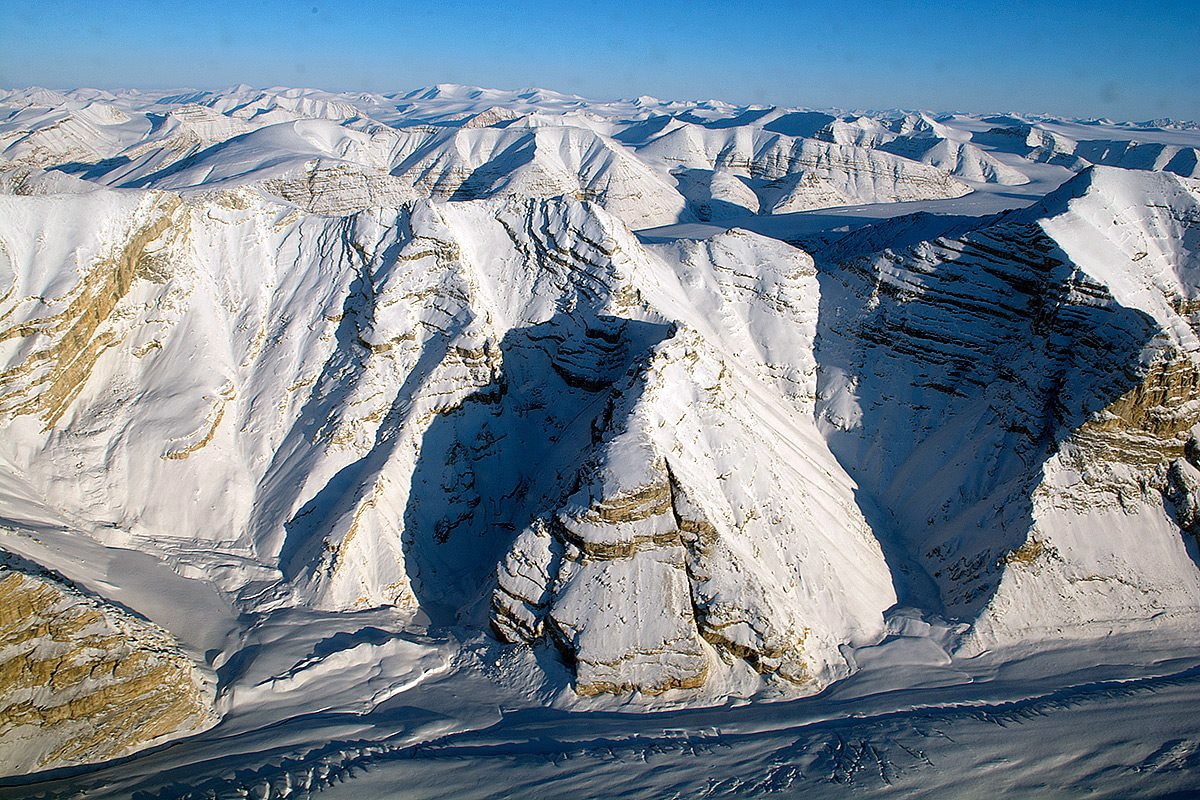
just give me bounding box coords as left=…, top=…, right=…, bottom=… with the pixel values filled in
left=1, top=87, right=1198, bottom=791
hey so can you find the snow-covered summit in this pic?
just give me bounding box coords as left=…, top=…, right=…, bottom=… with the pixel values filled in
left=1, top=86, right=1199, bottom=792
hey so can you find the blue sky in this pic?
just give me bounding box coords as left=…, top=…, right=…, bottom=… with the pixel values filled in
left=2, top=0, right=1197, bottom=120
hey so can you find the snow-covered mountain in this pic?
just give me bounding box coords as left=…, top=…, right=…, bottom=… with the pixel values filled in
left=817, top=167, right=1200, bottom=641
left=1, top=85, right=1199, bottom=796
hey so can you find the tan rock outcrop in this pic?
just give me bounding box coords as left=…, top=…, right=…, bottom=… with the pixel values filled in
left=0, top=564, right=215, bottom=775
left=0, top=193, right=182, bottom=429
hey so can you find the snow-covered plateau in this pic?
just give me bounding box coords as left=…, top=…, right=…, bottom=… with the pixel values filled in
left=0, top=84, right=1198, bottom=798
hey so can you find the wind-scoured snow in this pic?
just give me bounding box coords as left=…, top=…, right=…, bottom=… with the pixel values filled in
left=1, top=84, right=1199, bottom=796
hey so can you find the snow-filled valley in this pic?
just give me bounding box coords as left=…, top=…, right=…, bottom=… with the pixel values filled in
left=0, top=83, right=1198, bottom=798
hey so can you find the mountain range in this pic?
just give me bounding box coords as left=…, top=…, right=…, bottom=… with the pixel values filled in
left=1, top=84, right=1198, bottom=798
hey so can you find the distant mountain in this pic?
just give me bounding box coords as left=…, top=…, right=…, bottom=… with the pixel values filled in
left=1, top=86, right=1198, bottom=795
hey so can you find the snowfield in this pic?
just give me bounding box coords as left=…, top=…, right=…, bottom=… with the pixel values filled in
left=0, top=83, right=1198, bottom=797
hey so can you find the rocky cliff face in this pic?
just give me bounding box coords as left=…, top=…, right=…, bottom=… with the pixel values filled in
left=1, top=88, right=1200, bottom=782
left=488, top=225, right=895, bottom=693
left=966, top=168, right=1200, bottom=645
left=815, top=167, right=1200, bottom=642
left=0, top=561, right=214, bottom=774
left=493, top=324, right=892, bottom=694
left=0, top=184, right=894, bottom=700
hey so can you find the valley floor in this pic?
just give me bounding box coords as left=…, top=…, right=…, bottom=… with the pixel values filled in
left=3, top=604, right=1197, bottom=798
left=339, top=660, right=1200, bottom=800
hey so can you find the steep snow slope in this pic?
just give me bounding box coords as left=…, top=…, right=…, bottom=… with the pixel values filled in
left=633, top=122, right=972, bottom=217
left=816, top=112, right=1030, bottom=186
left=881, top=136, right=1029, bottom=185
left=386, top=124, right=691, bottom=227
left=976, top=122, right=1200, bottom=178
left=0, top=101, right=148, bottom=169
left=0, top=186, right=893, bottom=706
left=1, top=86, right=1199, bottom=792
left=968, top=167, right=1200, bottom=646
left=491, top=229, right=894, bottom=693
left=815, top=167, right=1200, bottom=639
left=177, top=84, right=366, bottom=124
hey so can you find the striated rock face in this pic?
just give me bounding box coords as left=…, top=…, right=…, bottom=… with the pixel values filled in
left=540, top=447, right=710, bottom=695
left=633, top=122, right=972, bottom=216
left=1, top=84, right=1199, bottom=714
left=978, top=123, right=1200, bottom=179
left=866, top=112, right=1031, bottom=186
left=386, top=125, right=692, bottom=229
left=753, top=137, right=971, bottom=212
left=965, top=168, right=1200, bottom=645
left=491, top=332, right=890, bottom=695
left=262, top=161, right=420, bottom=215
left=491, top=228, right=895, bottom=694
left=816, top=167, right=1200, bottom=646
left=493, top=408, right=714, bottom=696
left=881, top=136, right=1030, bottom=186
left=0, top=562, right=215, bottom=774
left=0, top=180, right=894, bottom=696
left=0, top=191, right=183, bottom=429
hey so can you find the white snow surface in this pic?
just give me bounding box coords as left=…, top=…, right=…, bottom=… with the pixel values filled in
left=0, top=85, right=1199, bottom=796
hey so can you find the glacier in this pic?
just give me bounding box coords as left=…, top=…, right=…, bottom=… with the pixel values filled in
left=0, top=83, right=1198, bottom=797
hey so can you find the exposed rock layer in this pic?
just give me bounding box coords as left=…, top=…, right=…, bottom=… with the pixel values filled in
left=0, top=563, right=214, bottom=774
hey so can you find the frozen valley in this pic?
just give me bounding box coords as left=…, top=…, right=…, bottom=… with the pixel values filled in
left=0, top=83, right=1198, bottom=797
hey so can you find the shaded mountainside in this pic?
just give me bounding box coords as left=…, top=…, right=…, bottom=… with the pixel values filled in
left=0, top=86, right=1199, bottom=784
left=815, top=166, right=1200, bottom=641
left=0, top=187, right=894, bottom=709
